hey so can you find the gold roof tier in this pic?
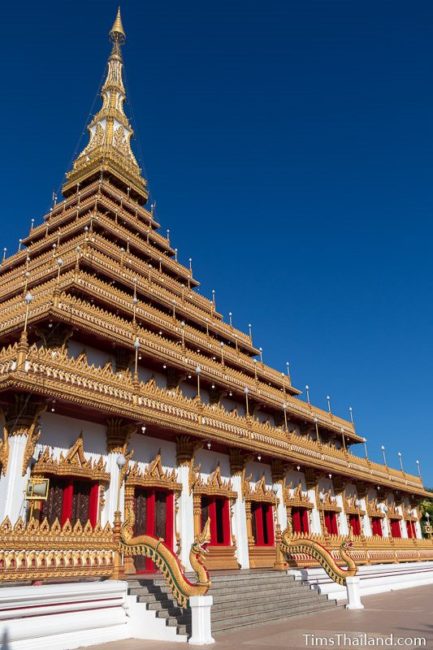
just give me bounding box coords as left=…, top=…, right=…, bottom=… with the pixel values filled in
left=0, top=7, right=423, bottom=502
left=63, top=9, right=148, bottom=203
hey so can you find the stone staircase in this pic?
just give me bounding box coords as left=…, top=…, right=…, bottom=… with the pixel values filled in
left=128, top=569, right=337, bottom=637
left=209, top=570, right=337, bottom=633
left=127, top=577, right=191, bottom=637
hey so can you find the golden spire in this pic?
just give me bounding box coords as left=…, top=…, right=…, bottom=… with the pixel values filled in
left=63, top=9, right=147, bottom=202
left=110, top=7, right=126, bottom=43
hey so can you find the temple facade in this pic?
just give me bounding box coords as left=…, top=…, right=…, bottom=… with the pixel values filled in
left=0, top=9, right=432, bottom=595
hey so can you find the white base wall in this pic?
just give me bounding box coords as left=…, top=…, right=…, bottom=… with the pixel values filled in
left=0, top=581, right=186, bottom=650
left=289, top=561, right=433, bottom=602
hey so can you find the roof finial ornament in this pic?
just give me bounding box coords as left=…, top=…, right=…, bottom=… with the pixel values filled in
left=110, top=7, right=126, bottom=43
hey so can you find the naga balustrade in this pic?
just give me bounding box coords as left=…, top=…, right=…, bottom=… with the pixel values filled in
left=278, top=531, right=433, bottom=568
left=0, top=513, right=211, bottom=611
left=117, top=508, right=211, bottom=608
left=0, top=344, right=426, bottom=498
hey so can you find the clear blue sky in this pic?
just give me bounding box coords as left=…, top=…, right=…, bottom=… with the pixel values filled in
left=2, top=1, right=433, bottom=485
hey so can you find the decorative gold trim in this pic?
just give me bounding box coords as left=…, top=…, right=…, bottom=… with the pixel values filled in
left=0, top=516, right=116, bottom=582
left=343, top=494, right=366, bottom=516
left=285, top=481, right=314, bottom=509
left=126, top=452, right=181, bottom=491
left=22, top=404, right=46, bottom=477
left=366, top=496, right=386, bottom=518
left=318, top=489, right=341, bottom=513
left=120, top=505, right=211, bottom=608
left=0, top=414, right=9, bottom=476
left=387, top=503, right=403, bottom=520
left=279, top=527, right=357, bottom=586
left=243, top=473, right=277, bottom=504
left=190, top=464, right=237, bottom=499
left=33, top=433, right=109, bottom=482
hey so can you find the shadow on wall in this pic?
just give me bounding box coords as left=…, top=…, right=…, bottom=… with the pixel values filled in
left=1, top=629, right=10, bottom=650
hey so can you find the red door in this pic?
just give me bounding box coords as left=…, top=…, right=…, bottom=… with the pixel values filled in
left=251, top=502, right=275, bottom=545
left=349, top=514, right=361, bottom=536
left=201, top=496, right=231, bottom=546
left=133, top=488, right=174, bottom=572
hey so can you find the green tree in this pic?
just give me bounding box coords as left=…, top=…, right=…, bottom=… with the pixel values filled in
left=420, top=490, right=433, bottom=536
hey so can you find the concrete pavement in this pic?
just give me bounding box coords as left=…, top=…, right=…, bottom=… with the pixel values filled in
left=81, top=584, right=433, bottom=649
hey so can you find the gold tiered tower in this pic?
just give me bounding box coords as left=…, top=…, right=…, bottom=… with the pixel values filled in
left=0, top=9, right=431, bottom=587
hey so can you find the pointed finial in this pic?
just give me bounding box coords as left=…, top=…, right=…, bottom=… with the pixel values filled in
left=110, top=7, right=126, bottom=43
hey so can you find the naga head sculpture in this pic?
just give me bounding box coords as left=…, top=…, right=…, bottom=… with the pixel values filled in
left=192, top=517, right=211, bottom=558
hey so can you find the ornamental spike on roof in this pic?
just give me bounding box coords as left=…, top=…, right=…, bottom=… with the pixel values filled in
left=110, top=7, right=126, bottom=42
left=63, top=8, right=147, bottom=202
left=0, top=9, right=426, bottom=499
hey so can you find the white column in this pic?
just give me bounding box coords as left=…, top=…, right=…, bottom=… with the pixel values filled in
left=102, top=452, right=124, bottom=526
left=273, top=480, right=287, bottom=531
left=382, top=516, right=390, bottom=537
left=0, top=433, right=29, bottom=523
left=308, top=488, right=322, bottom=534
left=177, top=464, right=195, bottom=571
left=414, top=508, right=422, bottom=539
left=336, top=493, right=349, bottom=535
left=345, top=576, right=364, bottom=610
left=188, top=595, right=215, bottom=645
left=361, top=498, right=372, bottom=536
left=231, top=473, right=249, bottom=568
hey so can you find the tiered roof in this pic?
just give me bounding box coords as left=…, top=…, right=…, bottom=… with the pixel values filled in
left=0, top=10, right=427, bottom=497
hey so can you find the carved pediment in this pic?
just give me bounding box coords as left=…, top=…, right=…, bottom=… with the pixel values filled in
left=243, top=474, right=277, bottom=504
left=285, top=480, right=314, bottom=509
left=402, top=507, right=418, bottom=522
left=126, top=452, right=181, bottom=491
left=366, top=496, right=386, bottom=518
left=387, top=503, right=402, bottom=520
left=318, top=488, right=341, bottom=512
left=343, top=493, right=365, bottom=516
left=33, top=434, right=109, bottom=482
left=191, top=464, right=236, bottom=498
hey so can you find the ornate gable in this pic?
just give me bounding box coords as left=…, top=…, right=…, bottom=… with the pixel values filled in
left=33, top=434, right=109, bottom=482
left=366, top=496, right=386, bottom=518
left=190, top=464, right=236, bottom=499
left=126, top=452, right=181, bottom=491
left=343, top=493, right=366, bottom=516
left=387, top=503, right=402, bottom=520
left=243, top=474, right=277, bottom=504
left=318, top=488, right=341, bottom=512
left=285, top=480, right=314, bottom=509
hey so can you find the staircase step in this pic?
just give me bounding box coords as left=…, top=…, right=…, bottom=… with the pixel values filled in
left=212, top=601, right=336, bottom=632
left=212, top=594, right=332, bottom=620
left=128, top=568, right=338, bottom=637
left=136, top=594, right=158, bottom=604
left=209, top=583, right=310, bottom=598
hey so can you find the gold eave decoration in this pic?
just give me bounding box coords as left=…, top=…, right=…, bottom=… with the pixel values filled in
left=126, top=452, right=181, bottom=491
left=366, top=500, right=386, bottom=518
left=387, top=506, right=403, bottom=521
left=32, top=434, right=109, bottom=482
left=318, top=492, right=341, bottom=513
left=0, top=515, right=114, bottom=549
left=63, top=152, right=147, bottom=200
left=0, top=426, right=9, bottom=476
left=343, top=495, right=366, bottom=516
left=190, top=464, right=237, bottom=499
left=285, top=483, right=314, bottom=509
left=344, top=504, right=366, bottom=516
left=243, top=474, right=277, bottom=504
